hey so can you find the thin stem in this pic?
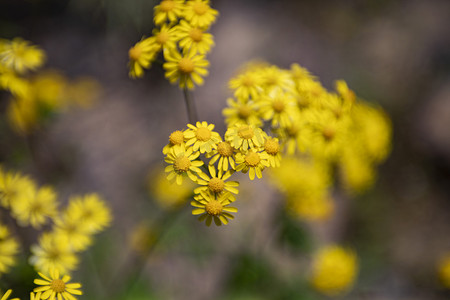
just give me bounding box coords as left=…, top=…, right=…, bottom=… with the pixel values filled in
left=183, top=87, right=198, bottom=124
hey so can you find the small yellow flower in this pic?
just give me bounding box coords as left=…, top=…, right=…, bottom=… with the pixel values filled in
left=259, top=65, right=294, bottom=92
left=222, top=97, right=262, bottom=128
left=184, top=121, right=221, bottom=153
left=0, top=224, right=19, bottom=276
left=184, top=0, right=219, bottom=28
left=262, top=136, right=281, bottom=168
left=0, top=68, right=30, bottom=97
left=34, top=268, right=82, bottom=300
left=0, top=169, right=35, bottom=209
left=225, top=124, right=265, bottom=152
left=163, top=48, right=209, bottom=89
left=310, top=246, right=358, bottom=296
left=191, top=190, right=237, bottom=226
left=150, top=24, right=179, bottom=51
left=162, top=130, right=186, bottom=155
left=206, top=141, right=236, bottom=172
left=235, top=149, right=270, bottom=180
left=128, top=37, right=158, bottom=78
left=153, top=0, right=185, bottom=25
left=229, top=70, right=263, bottom=100
left=0, top=37, right=46, bottom=74
left=0, top=290, right=20, bottom=300
left=176, top=20, right=215, bottom=54
left=165, top=146, right=204, bottom=185
left=259, top=87, right=297, bottom=128
left=195, top=165, right=239, bottom=196
left=288, top=194, right=334, bottom=222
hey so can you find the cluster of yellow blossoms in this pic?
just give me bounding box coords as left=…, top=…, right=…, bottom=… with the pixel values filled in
left=0, top=165, right=111, bottom=300
left=128, top=0, right=217, bottom=89
left=0, top=38, right=101, bottom=134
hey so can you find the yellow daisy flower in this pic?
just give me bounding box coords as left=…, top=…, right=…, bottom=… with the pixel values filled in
left=288, top=194, right=334, bottom=222
left=335, top=79, right=356, bottom=104
left=175, top=20, right=215, bottom=54
left=128, top=37, right=158, bottom=78
left=162, top=130, right=186, bottom=155
left=153, top=0, right=185, bottom=25
left=228, top=70, right=263, bottom=100
left=184, top=0, right=218, bottom=28
left=184, top=121, right=221, bottom=153
left=290, top=63, right=316, bottom=83
left=150, top=24, right=179, bottom=51
left=0, top=290, right=20, bottom=300
left=222, top=97, right=262, bottom=127
left=235, top=149, right=270, bottom=180
left=259, top=87, right=297, bottom=128
left=0, top=224, right=19, bottom=276
left=0, top=170, right=35, bottom=209
left=165, top=146, right=204, bottom=184
left=191, top=190, right=237, bottom=226
left=34, top=268, right=82, bottom=300
left=0, top=38, right=46, bottom=74
left=0, top=68, right=30, bottom=97
left=206, top=141, right=236, bottom=172
left=262, top=136, right=281, bottom=167
left=195, top=165, right=239, bottom=196
left=11, top=185, right=58, bottom=229
left=163, top=48, right=209, bottom=89
left=259, top=65, right=294, bottom=92
left=310, top=246, right=358, bottom=296
left=53, top=214, right=93, bottom=253
left=29, top=232, right=79, bottom=274
left=225, top=124, right=265, bottom=151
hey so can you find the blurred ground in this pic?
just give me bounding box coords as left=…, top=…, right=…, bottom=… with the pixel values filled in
left=1, top=0, right=450, bottom=299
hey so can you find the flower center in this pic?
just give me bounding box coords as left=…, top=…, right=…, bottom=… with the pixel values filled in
left=238, top=105, right=252, bottom=119
left=238, top=125, right=254, bottom=139
left=128, top=46, right=142, bottom=61
left=174, top=156, right=191, bottom=172
left=264, top=138, right=280, bottom=155
left=245, top=152, right=261, bottom=167
left=169, top=130, right=184, bottom=145
left=217, top=142, right=233, bottom=157
left=196, top=127, right=211, bottom=141
left=50, top=279, right=66, bottom=293
left=189, top=28, right=203, bottom=42
left=208, top=178, right=225, bottom=193
left=242, top=75, right=254, bottom=87
left=287, top=124, right=299, bottom=137
left=178, top=58, right=195, bottom=74
left=193, top=2, right=208, bottom=15
left=156, top=32, right=170, bottom=45
left=322, top=127, right=335, bottom=141
left=205, top=200, right=223, bottom=216
left=297, top=96, right=309, bottom=109
left=272, top=98, right=285, bottom=113
left=160, top=0, right=175, bottom=12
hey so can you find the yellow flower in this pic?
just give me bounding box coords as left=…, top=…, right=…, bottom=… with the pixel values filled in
left=228, top=70, right=263, bottom=100
left=184, top=121, right=221, bottom=153
left=0, top=38, right=46, bottom=74
left=53, top=213, right=93, bottom=253
left=150, top=166, right=194, bottom=209
left=129, top=222, right=157, bottom=256
left=339, top=148, right=376, bottom=194
left=0, top=169, right=35, bottom=209
left=235, top=149, right=270, bottom=180
left=11, top=185, right=58, bottom=229
left=30, top=232, right=79, bottom=274
left=225, top=124, right=265, bottom=152
left=63, top=194, right=111, bottom=234
left=222, top=97, right=262, bottom=128
left=0, top=68, right=30, bottom=97
left=310, top=246, right=358, bottom=296
left=163, top=48, right=209, bottom=89
left=259, top=65, right=294, bottom=92
left=128, top=37, right=158, bottom=78
left=335, top=80, right=356, bottom=104
left=206, top=141, right=237, bottom=172
left=0, top=224, right=19, bottom=276
left=191, top=190, right=237, bottom=226
left=288, top=194, right=334, bottom=222
left=162, top=130, right=186, bottom=155
left=150, top=24, right=179, bottom=51
left=262, top=136, right=281, bottom=168
left=184, top=0, right=218, bottom=28
left=34, top=268, right=82, bottom=300
left=438, top=253, right=450, bottom=288
left=165, top=146, right=204, bottom=184
left=195, top=165, right=239, bottom=196
left=175, top=20, right=215, bottom=54
left=259, top=87, right=297, bottom=128
left=0, top=290, right=20, bottom=300
left=153, top=0, right=185, bottom=25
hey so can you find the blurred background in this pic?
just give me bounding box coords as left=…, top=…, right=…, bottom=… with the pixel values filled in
left=1, top=0, right=450, bottom=299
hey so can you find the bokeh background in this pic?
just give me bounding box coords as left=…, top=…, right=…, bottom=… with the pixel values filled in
left=1, top=0, right=450, bottom=299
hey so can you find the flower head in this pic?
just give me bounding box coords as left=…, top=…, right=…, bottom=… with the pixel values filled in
left=191, top=191, right=237, bottom=226
left=34, top=268, right=82, bottom=300
left=235, top=149, right=270, bottom=180
left=176, top=20, right=215, bottom=54
left=223, top=97, right=262, bottom=128
left=184, top=121, right=221, bottom=153
left=165, top=146, right=204, bottom=184
left=0, top=38, right=46, bottom=74
left=195, top=165, right=239, bottom=196
left=128, top=37, right=158, bottom=78
left=225, top=124, right=265, bottom=152
left=153, top=0, right=185, bottom=25
left=206, top=141, right=237, bottom=172
left=184, top=0, right=219, bottom=28
left=0, top=224, right=19, bottom=276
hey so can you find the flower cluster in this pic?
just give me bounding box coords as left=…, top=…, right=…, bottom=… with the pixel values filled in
left=128, top=0, right=218, bottom=89
left=163, top=121, right=281, bottom=226
left=0, top=38, right=102, bottom=134
left=224, top=62, right=392, bottom=222
left=0, top=165, right=112, bottom=275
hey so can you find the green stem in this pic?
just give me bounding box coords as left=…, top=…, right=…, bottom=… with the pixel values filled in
left=183, top=87, right=198, bottom=124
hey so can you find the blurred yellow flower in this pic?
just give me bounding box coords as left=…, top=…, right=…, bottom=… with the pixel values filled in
left=0, top=37, right=46, bottom=74
left=34, top=268, right=82, bottom=300
left=438, top=254, right=450, bottom=288
left=176, top=20, right=215, bottom=54
left=184, top=0, right=218, bottom=28
left=310, top=245, right=358, bottom=295
left=0, top=290, right=20, bottom=300
left=0, top=169, right=35, bottom=209
left=153, top=0, right=185, bottom=25
left=225, top=124, right=265, bottom=152
left=223, top=97, right=262, bottom=128
left=150, top=167, right=194, bottom=209
left=0, top=224, right=19, bottom=276
left=228, top=69, right=263, bottom=100
left=128, top=37, right=158, bottom=78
